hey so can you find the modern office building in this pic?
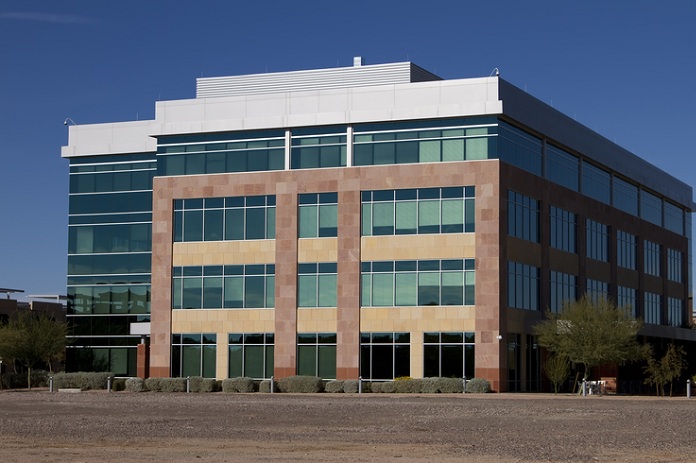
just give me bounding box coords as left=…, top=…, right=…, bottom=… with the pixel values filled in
left=62, top=59, right=694, bottom=391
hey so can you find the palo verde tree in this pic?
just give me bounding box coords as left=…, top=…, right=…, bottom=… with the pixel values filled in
left=543, top=353, right=570, bottom=394
left=644, top=343, right=688, bottom=397
left=533, top=294, right=644, bottom=382
left=0, top=311, right=68, bottom=389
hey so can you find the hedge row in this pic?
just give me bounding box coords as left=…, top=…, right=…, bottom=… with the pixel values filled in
left=53, top=372, right=115, bottom=390
left=122, top=376, right=491, bottom=393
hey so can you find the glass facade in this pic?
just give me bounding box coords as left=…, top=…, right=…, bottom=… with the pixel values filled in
left=157, top=130, right=285, bottom=176
left=586, top=219, right=609, bottom=262
left=550, top=271, right=577, bottom=313
left=172, top=265, right=275, bottom=309
left=171, top=333, right=217, bottom=378
left=545, top=144, right=579, bottom=191
left=297, top=263, right=337, bottom=308
left=507, top=262, right=540, bottom=311
left=228, top=333, right=274, bottom=379
left=174, top=195, right=276, bottom=242
left=67, top=153, right=155, bottom=376
left=643, top=292, right=662, bottom=325
left=507, top=191, right=539, bottom=243
left=291, top=126, right=347, bottom=169
left=362, top=187, right=475, bottom=236
left=667, top=298, right=683, bottom=327
left=644, top=240, right=661, bottom=277
left=617, top=230, right=637, bottom=270
left=667, top=248, right=683, bottom=283
left=360, top=332, right=410, bottom=380
left=298, top=193, right=337, bottom=238
left=423, top=332, right=475, bottom=379
left=550, top=206, right=577, bottom=253
left=361, top=259, right=475, bottom=307
left=617, top=286, right=637, bottom=317
left=353, top=118, right=495, bottom=166
left=581, top=161, right=611, bottom=205
left=297, top=333, right=337, bottom=379
left=586, top=279, right=610, bottom=302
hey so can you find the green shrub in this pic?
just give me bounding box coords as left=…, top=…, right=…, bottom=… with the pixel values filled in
left=465, top=378, right=491, bottom=393
left=325, top=380, right=344, bottom=393
left=259, top=379, right=273, bottom=393
left=369, top=382, right=381, bottom=393
left=394, top=378, right=421, bottom=393
left=125, top=377, right=146, bottom=392
left=222, top=377, right=255, bottom=393
left=112, top=378, right=127, bottom=391
left=379, top=381, right=396, bottom=393
left=277, top=375, right=324, bottom=393
left=144, top=378, right=162, bottom=392
left=420, top=377, right=464, bottom=393
left=159, top=378, right=187, bottom=392
left=53, top=372, right=113, bottom=390
left=343, top=379, right=360, bottom=393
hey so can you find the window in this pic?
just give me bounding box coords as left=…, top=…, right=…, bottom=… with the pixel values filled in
left=291, top=126, right=347, bottom=169
left=298, top=193, right=337, bottom=238
left=667, top=298, right=683, bottom=327
left=586, top=279, right=609, bottom=303
left=507, top=191, right=539, bottom=243
left=581, top=161, right=610, bottom=205
left=664, top=202, right=684, bottom=235
left=613, top=177, right=638, bottom=216
left=353, top=118, right=495, bottom=166
left=297, top=333, right=336, bottom=379
left=497, top=123, right=543, bottom=175
left=617, top=230, right=637, bottom=270
left=228, top=333, right=274, bottom=379
left=550, top=206, right=577, bottom=253
left=586, top=219, right=609, bottom=262
left=644, top=241, right=661, bottom=277
left=545, top=145, right=579, bottom=191
left=172, top=264, right=275, bottom=309
left=550, top=271, right=577, bottom=313
left=667, top=249, right=683, bottom=283
left=174, top=195, right=276, bottom=242
left=617, top=286, right=637, bottom=317
left=507, top=262, right=540, bottom=311
left=158, top=130, right=285, bottom=176
left=423, top=332, right=475, bottom=379
left=298, top=263, right=337, bottom=307
left=643, top=292, right=661, bottom=325
left=640, top=190, right=662, bottom=226
left=361, top=259, right=475, bottom=307
left=360, top=332, right=410, bottom=380
left=361, top=187, right=474, bottom=236
left=172, top=333, right=216, bottom=378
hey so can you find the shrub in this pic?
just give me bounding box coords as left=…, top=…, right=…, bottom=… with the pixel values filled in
left=53, top=372, right=113, bottom=390
left=112, top=378, right=127, bottom=391
left=343, top=379, right=360, bottom=393
left=369, top=382, right=382, bottom=393
left=465, top=378, right=491, bottom=394
left=420, top=377, right=464, bottom=393
left=378, top=381, right=396, bottom=393
left=394, top=378, right=421, bottom=393
left=125, top=377, right=146, bottom=392
left=0, top=371, right=48, bottom=389
left=325, top=380, right=344, bottom=393
left=259, top=379, right=274, bottom=393
left=187, top=376, right=219, bottom=392
left=144, top=378, right=162, bottom=392
left=222, top=377, right=255, bottom=393
left=159, top=378, right=187, bottom=392
left=277, top=375, right=324, bottom=393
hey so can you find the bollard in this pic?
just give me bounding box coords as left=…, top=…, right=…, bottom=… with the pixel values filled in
left=463, top=377, right=467, bottom=394
left=358, top=376, right=362, bottom=394
left=107, top=375, right=112, bottom=393
left=582, top=379, right=587, bottom=397
left=49, top=376, right=54, bottom=393
left=687, top=379, right=691, bottom=399
left=186, top=376, right=190, bottom=393
left=270, top=376, right=274, bottom=394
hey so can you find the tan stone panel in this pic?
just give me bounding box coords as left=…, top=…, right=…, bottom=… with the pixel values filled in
left=361, top=234, right=476, bottom=261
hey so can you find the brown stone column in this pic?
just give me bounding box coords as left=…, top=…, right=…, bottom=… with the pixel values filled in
left=137, top=342, right=150, bottom=379
left=336, top=179, right=362, bottom=380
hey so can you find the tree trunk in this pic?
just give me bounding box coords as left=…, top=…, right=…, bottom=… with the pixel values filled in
left=27, top=367, right=32, bottom=390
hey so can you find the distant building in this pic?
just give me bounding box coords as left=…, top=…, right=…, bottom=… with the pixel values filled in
left=62, top=59, right=694, bottom=391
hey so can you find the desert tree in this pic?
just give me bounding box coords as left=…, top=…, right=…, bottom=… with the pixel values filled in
left=644, top=343, right=687, bottom=397
left=534, top=294, right=643, bottom=382
left=0, top=311, right=68, bottom=388
left=543, top=353, right=570, bottom=394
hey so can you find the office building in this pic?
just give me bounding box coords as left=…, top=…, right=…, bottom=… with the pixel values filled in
left=62, top=59, right=694, bottom=391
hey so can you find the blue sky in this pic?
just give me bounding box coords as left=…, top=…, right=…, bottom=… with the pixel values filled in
left=1, top=1, right=695, bottom=300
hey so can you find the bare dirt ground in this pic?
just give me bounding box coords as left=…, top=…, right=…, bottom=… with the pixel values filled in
left=0, top=390, right=694, bottom=463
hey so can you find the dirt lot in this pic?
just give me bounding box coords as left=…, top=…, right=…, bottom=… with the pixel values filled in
left=0, top=390, right=694, bottom=463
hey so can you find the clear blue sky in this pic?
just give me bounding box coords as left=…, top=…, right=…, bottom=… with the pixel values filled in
left=1, top=1, right=695, bottom=300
